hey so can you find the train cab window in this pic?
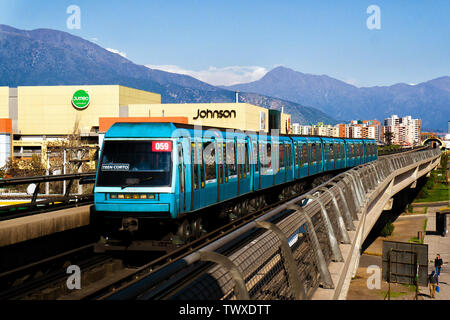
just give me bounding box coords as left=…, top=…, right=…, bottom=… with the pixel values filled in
left=98, top=140, right=173, bottom=188
left=226, top=142, right=236, bottom=178
left=199, top=143, right=205, bottom=188
left=203, top=141, right=216, bottom=182
left=192, top=143, right=199, bottom=190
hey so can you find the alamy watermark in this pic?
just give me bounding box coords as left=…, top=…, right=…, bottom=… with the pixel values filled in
left=366, top=265, right=381, bottom=290
left=366, top=5, right=381, bottom=30
left=66, top=265, right=81, bottom=290
left=66, top=5, right=81, bottom=30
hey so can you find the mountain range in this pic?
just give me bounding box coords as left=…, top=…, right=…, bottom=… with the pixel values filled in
left=224, top=67, right=450, bottom=131
left=0, top=25, right=335, bottom=125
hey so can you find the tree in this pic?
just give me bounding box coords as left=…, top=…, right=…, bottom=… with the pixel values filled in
left=384, top=131, right=394, bottom=146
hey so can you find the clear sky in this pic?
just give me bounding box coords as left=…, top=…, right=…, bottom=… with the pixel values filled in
left=1, top=0, right=449, bottom=86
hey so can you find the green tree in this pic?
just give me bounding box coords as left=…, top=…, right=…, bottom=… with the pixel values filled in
left=384, top=131, right=394, bottom=146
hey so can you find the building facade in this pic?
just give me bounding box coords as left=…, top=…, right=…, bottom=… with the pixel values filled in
left=0, top=85, right=291, bottom=167
left=383, top=115, right=421, bottom=146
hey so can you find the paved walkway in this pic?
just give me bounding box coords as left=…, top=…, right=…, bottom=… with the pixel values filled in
left=421, top=206, right=450, bottom=300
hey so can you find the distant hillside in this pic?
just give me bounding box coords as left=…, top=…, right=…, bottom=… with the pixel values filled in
left=0, top=25, right=336, bottom=125
left=224, top=66, right=450, bottom=130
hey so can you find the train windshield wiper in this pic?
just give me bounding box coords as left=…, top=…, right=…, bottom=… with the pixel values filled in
left=121, top=177, right=153, bottom=189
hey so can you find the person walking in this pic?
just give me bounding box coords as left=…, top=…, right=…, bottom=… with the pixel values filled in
left=435, top=254, right=443, bottom=276
left=429, top=270, right=439, bottom=298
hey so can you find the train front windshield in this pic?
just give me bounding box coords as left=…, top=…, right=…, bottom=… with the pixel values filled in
left=97, top=140, right=173, bottom=188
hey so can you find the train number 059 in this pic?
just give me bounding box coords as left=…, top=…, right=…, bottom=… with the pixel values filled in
left=152, top=141, right=172, bottom=152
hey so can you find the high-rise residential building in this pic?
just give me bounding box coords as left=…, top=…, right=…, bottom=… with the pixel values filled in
left=383, top=115, right=421, bottom=146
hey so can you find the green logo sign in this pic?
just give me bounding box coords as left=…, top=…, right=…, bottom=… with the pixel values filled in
left=72, top=90, right=90, bottom=110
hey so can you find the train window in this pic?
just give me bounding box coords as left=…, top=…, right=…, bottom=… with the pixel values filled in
left=262, top=142, right=272, bottom=172
left=253, top=142, right=259, bottom=173
left=192, top=143, right=199, bottom=190
left=311, top=144, right=316, bottom=162
left=294, top=144, right=299, bottom=166
left=203, top=141, right=216, bottom=182
left=199, top=143, right=205, bottom=188
left=341, top=144, right=345, bottom=159
left=226, top=142, right=236, bottom=178
left=244, top=142, right=250, bottom=175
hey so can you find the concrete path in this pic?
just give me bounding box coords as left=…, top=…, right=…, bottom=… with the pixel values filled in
left=421, top=206, right=450, bottom=300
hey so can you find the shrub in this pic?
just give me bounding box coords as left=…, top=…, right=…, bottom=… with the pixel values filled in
left=380, top=221, right=395, bottom=237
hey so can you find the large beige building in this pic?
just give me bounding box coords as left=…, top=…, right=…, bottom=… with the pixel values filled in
left=0, top=85, right=291, bottom=166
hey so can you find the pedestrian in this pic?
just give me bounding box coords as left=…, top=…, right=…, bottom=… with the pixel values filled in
left=435, top=254, right=443, bottom=276
left=429, top=270, right=439, bottom=298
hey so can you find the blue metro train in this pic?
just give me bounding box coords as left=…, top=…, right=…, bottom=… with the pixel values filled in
left=92, top=122, right=377, bottom=241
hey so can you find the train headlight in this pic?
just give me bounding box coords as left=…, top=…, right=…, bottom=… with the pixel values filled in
left=110, top=193, right=156, bottom=200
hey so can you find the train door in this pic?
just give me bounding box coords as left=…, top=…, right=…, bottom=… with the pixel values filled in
left=216, top=139, right=226, bottom=202
left=294, top=142, right=300, bottom=179
left=177, top=141, right=186, bottom=214
left=260, top=140, right=273, bottom=189
left=309, top=142, right=317, bottom=175
left=201, top=138, right=217, bottom=207
left=286, top=142, right=293, bottom=182
left=240, top=138, right=251, bottom=194
left=190, top=140, right=201, bottom=211
left=252, top=140, right=260, bottom=190
left=226, top=139, right=238, bottom=197
left=275, top=141, right=285, bottom=185
left=301, top=142, right=308, bottom=178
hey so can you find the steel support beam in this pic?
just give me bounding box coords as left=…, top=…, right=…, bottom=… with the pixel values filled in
left=318, top=187, right=351, bottom=244
left=304, top=194, right=343, bottom=262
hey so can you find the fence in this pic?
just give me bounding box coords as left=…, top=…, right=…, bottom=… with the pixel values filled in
left=165, top=147, right=441, bottom=300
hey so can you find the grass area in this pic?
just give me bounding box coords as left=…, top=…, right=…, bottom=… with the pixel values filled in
left=409, top=237, right=424, bottom=244
left=424, top=218, right=428, bottom=231
left=414, top=168, right=449, bottom=203
left=402, top=284, right=418, bottom=292
left=414, top=183, right=449, bottom=202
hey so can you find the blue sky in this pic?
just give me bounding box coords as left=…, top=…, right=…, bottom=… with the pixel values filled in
left=1, top=0, right=449, bottom=86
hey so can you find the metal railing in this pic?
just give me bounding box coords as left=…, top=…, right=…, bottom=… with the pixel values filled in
left=0, top=173, right=96, bottom=220
left=105, top=147, right=441, bottom=300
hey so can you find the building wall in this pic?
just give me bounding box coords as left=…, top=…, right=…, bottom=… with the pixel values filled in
left=0, top=87, right=9, bottom=118
left=127, top=103, right=285, bottom=133
left=16, top=85, right=161, bottom=136
left=119, top=86, right=161, bottom=106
